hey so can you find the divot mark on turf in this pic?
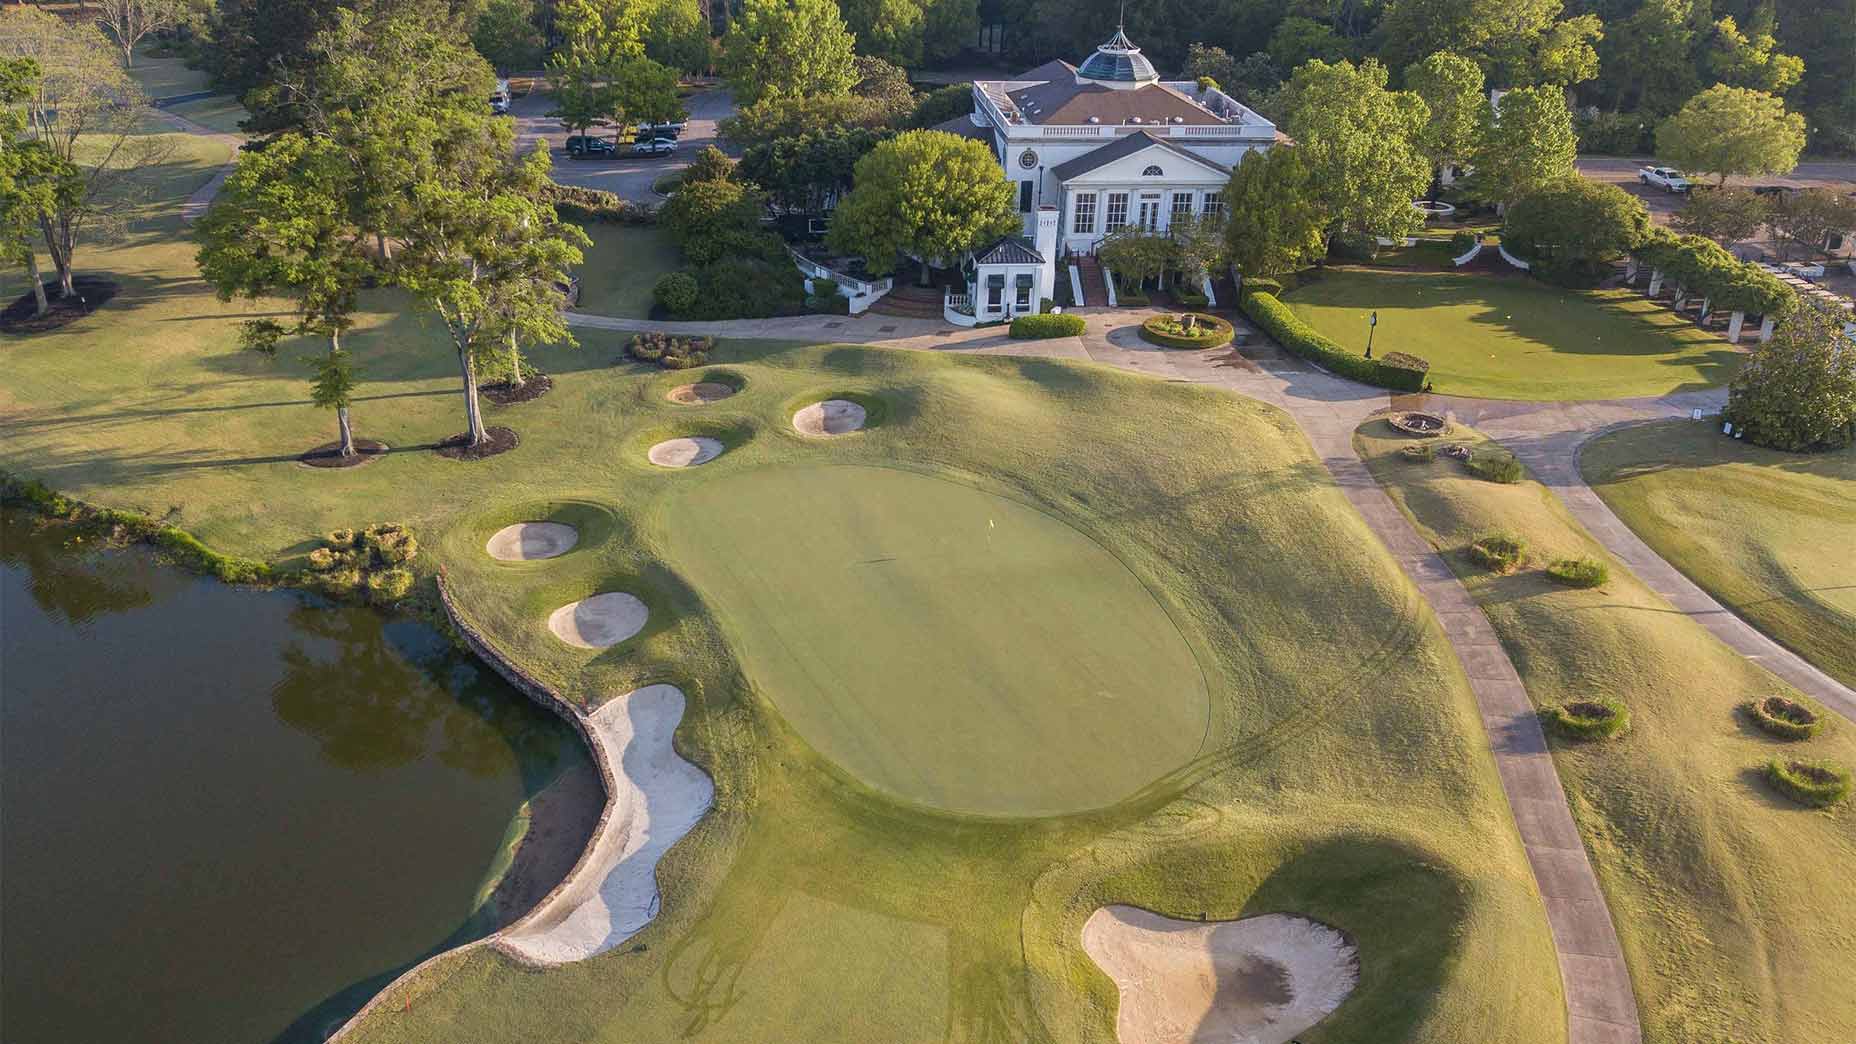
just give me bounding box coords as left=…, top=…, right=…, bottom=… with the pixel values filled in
left=1082, top=906, right=1358, bottom=1044
left=792, top=399, right=866, bottom=437
left=547, top=592, right=648, bottom=648
left=648, top=436, right=723, bottom=468
left=485, top=522, right=578, bottom=561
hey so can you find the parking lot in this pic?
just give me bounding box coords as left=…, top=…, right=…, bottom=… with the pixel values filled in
left=510, top=85, right=737, bottom=202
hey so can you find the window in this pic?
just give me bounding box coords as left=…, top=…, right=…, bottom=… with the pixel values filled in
left=1016, top=273, right=1034, bottom=308
left=1171, top=192, right=1194, bottom=220
left=987, top=274, right=1004, bottom=309
left=1072, top=193, right=1097, bottom=234
left=1202, top=191, right=1225, bottom=221
left=1018, top=180, right=1034, bottom=212
left=1104, top=192, right=1129, bottom=232
left=1138, top=193, right=1161, bottom=230
left=1141, top=164, right=1164, bottom=176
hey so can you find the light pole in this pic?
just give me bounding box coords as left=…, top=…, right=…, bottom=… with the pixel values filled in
left=1365, top=311, right=1378, bottom=359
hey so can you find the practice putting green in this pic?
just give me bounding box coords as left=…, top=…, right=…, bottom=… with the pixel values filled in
left=660, top=463, right=1209, bottom=816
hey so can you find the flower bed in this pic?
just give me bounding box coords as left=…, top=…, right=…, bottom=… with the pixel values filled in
left=1469, top=531, right=1527, bottom=573
left=1544, top=698, right=1632, bottom=740
left=1387, top=411, right=1449, bottom=437
left=628, top=332, right=716, bottom=369
left=1139, top=312, right=1234, bottom=349
left=1745, top=696, right=1825, bottom=740
left=1762, top=759, right=1851, bottom=807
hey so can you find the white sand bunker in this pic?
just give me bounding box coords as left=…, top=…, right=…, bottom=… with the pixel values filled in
left=792, top=399, right=867, bottom=436
left=500, top=684, right=714, bottom=963
left=1082, top=906, right=1359, bottom=1044
left=647, top=436, right=723, bottom=468
left=666, top=381, right=736, bottom=405
left=547, top=592, right=648, bottom=649
left=485, top=522, right=579, bottom=561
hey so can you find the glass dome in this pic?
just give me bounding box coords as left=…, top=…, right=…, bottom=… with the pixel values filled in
left=1076, top=28, right=1158, bottom=84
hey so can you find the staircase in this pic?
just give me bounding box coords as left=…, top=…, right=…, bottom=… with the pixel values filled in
left=1075, top=257, right=1109, bottom=307
left=868, top=281, right=944, bottom=319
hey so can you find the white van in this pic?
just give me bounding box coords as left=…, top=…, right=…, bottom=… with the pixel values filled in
left=490, top=80, right=511, bottom=115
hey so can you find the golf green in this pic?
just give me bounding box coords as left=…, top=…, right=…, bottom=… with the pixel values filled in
left=660, top=463, right=1209, bottom=816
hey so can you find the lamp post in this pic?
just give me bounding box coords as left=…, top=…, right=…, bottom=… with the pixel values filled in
left=1366, top=310, right=1378, bottom=358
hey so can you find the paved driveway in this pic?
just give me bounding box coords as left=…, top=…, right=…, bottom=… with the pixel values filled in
left=511, top=86, right=737, bottom=202
left=1576, top=156, right=1856, bottom=223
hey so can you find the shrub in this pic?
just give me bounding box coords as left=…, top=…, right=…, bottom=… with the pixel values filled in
left=1010, top=313, right=1086, bottom=339
left=807, top=293, right=850, bottom=314
left=1546, top=556, right=1609, bottom=588
left=1450, top=231, right=1478, bottom=254
left=1762, top=759, right=1852, bottom=807
left=317, top=566, right=365, bottom=595
left=1118, top=291, right=1151, bottom=306
left=1241, top=276, right=1283, bottom=298
left=1469, top=531, right=1527, bottom=573
left=1465, top=447, right=1523, bottom=483
left=661, top=179, right=765, bottom=264
left=1176, top=290, right=1209, bottom=308
left=810, top=277, right=839, bottom=299
left=1400, top=442, right=1436, bottom=462
left=1544, top=698, right=1632, bottom=741
left=693, top=256, right=806, bottom=319
left=655, top=271, right=700, bottom=316
left=1723, top=307, right=1856, bottom=451
left=1330, top=231, right=1378, bottom=262
left=628, top=332, right=717, bottom=368
left=543, top=182, right=657, bottom=224
left=1240, top=292, right=1432, bottom=392
left=366, top=568, right=415, bottom=604
left=682, top=145, right=736, bottom=185
left=307, top=547, right=339, bottom=571
left=1140, top=312, right=1234, bottom=349
left=325, top=528, right=356, bottom=549
left=369, top=529, right=418, bottom=565
left=1745, top=696, right=1826, bottom=740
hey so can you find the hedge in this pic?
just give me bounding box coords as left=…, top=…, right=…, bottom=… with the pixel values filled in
left=1240, top=292, right=1431, bottom=392
left=1546, top=556, right=1609, bottom=588
left=1763, top=759, right=1851, bottom=807
left=1139, top=312, right=1233, bottom=349
left=1544, top=698, right=1632, bottom=741
left=1633, top=231, right=1794, bottom=317
left=543, top=183, right=658, bottom=225
left=1745, top=696, right=1825, bottom=741
left=1010, top=313, right=1085, bottom=338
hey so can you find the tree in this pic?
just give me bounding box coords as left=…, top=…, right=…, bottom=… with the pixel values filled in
left=609, top=56, right=685, bottom=140
left=1167, top=214, right=1225, bottom=288
left=738, top=126, right=891, bottom=211
left=1724, top=306, right=1856, bottom=451
left=195, top=134, right=375, bottom=457
left=1278, top=59, right=1431, bottom=244
left=919, top=0, right=978, bottom=65
left=1378, top=0, right=1599, bottom=87
left=1768, top=189, right=1856, bottom=259
left=1186, top=43, right=1237, bottom=87
left=841, top=0, right=925, bottom=67
left=827, top=130, right=1019, bottom=284
left=1470, top=84, right=1575, bottom=206
left=1592, top=0, right=1702, bottom=118
left=1405, top=51, right=1488, bottom=182
left=1501, top=178, right=1650, bottom=282
left=471, top=0, right=544, bottom=73
left=1267, top=17, right=1348, bottom=71
left=719, top=93, right=900, bottom=149
left=906, top=83, right=974, bottom=130
left=1096, top=227, right=1174, bottom=291
left=661, top=176, right=765, bottom=261
left=92, top=0, right=187, bottom=68
left=1655, top=85, right=1806, bottom=186
left=1221, top=146, right=1327, bottom=277
left=682, top=144, right=736, bottom=185
left=1705, top=16, right=1803, bottom=96
left=0, top=57, right=73, bottom=318
left=1672, top=187, right=1771, bottom=245
left=645, top=0, right=713, bottom=75
left=720, top=0, right=856, bottom=106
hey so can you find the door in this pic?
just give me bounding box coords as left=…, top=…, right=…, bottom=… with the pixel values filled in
left=1137, top=195, right=1160, bottom=230
left=1019, top=180, right=1035, bottom=213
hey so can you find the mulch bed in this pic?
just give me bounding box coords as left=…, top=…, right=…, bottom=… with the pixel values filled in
left=435, top=425, right=519, bottom=461
left=480, top=374, right=554, bottom=406
left=0, top=277, right=119, bottom=334
left=298, top=438, right=389, bottom=469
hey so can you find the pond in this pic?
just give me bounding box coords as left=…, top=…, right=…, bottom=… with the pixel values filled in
left=0, top=509, right=595, bottom=1044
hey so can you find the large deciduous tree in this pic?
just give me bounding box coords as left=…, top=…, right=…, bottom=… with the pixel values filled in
left=1278, top=59, right=1431, bottom=244
left=1221, top=146, right=1328, bottom=277
left=1724, top=305, right=1856, bottom=452
left=826, top=129, right=1019, bottom=285
left=1767, top=189, right=1856, bottom=259
left=1, top=57, right=74, bottom=318
left=470, top=0, right=545, bottom=73
left=1501, top=178, right=1650, bottom=283
left=1704, top=16, right=1803, bottom=96
left=91, top=0, right=187, bottom=68
left=1378, top=0, right=1600, bottom=87
left=1470, top=84, right=1576, bottom=206
left=1672, top=187, right=1771, bottom=245
left=738, top=126, right=891, bottom=212
left=1405, top=51, right=1488, bottom=185
left=1655, top=85, right=1806, bottom=186
left=720, top=0, right=856, bottom=106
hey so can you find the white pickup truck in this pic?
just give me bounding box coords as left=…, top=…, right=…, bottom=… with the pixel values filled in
left=1638, top=166, right=1692, bottom=193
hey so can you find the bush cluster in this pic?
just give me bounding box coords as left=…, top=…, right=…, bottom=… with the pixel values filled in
left=1399, top=442, right=1436, bottom=462
left=1546, top=556, right=1609, bottom=588
left=1469, top=531, right=1527, bottom=573
left=1242, top=276, right=1284, bottom=298
left=1762, top=759, right=1852, bottom=807
left=1240, top=292, right=1431, bottom=392
left=1009, top=313, right=1086, bottom=339
left=1330, top=231, right=1378, bottom=262
left=806, top=276, right=849, bottom=314
left=543, top=183, right=657, bottom=225
left=1745, top=696, right=1826, bottom=741
left=1465, top=447, right=1523, bottom=483
left=654, top=271, right=699, bottom=315
left=1176, top=290, right=1209, bottom=308
left=1139, top=312, right=1234, bottom=349
left=2, top=472, right=270, bottom=584
left=1544, top=698, right=1632, bottom=741
left=307, top=524, right=418, bottom=605
left=1633, top=230, right=1794, bottom=317
left=1450, top=231, right=1479, bottom=254
left=628, top=332, right=716, bottom=369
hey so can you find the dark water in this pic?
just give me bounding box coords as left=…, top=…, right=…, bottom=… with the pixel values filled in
left=0, top=509, right=584, bottom=1044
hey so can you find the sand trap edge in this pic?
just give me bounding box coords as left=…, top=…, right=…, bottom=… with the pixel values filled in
left=547, top=592, right=649, bottom=649
left=647, top=436, right=724, bottom=468
left=485, top=521, right=580, bottom=561
left=792, top=399, right=868, bottom=437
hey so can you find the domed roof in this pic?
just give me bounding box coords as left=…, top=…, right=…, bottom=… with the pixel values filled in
left=1076, top=27, right=1158, bottom=84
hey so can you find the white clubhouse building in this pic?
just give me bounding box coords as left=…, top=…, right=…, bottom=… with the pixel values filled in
left=934, top=27, right=1280, bottom=318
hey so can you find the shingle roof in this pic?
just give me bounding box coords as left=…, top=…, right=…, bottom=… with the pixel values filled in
left=1011, top=58, right=1077, bottom=83
left=974, top=236, right=1044, bottom=265
left=1005, top=79, right=1226, bottom=127
left=930, top=114, right=993, bottom=144
left=1048, top=131, right=1232, bottom=181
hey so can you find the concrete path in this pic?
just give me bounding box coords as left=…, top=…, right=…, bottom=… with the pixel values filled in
left=150, top=107, right=241, bottom=224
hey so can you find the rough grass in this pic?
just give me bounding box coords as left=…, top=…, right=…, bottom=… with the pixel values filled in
left=1357, top=418, right=1856, bottom=1044
left=570, top=222, right=681, bottom=318
left=1581, top=419, right=1856, bottom=691
left=1284, top=269, right=1739, bottom=400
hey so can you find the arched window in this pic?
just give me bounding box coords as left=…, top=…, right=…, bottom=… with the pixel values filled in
left=1141, top=165, right=1164, bottom=176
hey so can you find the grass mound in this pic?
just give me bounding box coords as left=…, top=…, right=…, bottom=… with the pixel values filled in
left=1545, top=556, right=1609, bottom=588
left=1543, top=697, right=1631, bottom=740
left=1762, top=759, right=1852, bottom=807
left=1469, top=531, right=1527, bottom=573
left=1745, top=696, right=1825, bottom=740
left=1139, top=312, right=1233, bottom=349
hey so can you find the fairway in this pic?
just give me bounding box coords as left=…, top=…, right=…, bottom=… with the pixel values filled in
left=1284, top=269, right=1740, bottom=399
left=659, top=463, right=1209, bottom=816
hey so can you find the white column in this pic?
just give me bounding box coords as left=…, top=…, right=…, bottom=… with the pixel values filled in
left=1759, top=316, right=1775, bottom=342
left=1728, top=311, right=1745, bottom=342
left=1647, top=270, right=1663, bottom=296
left=1698, top=297, right=1710, bottom=323
left=1625, top=259, right=1638, bottom=282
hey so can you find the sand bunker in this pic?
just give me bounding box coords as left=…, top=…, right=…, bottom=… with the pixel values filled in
left=500, top=684, right=714, bottom=963
left=485, top=522, right=579, bottom=561
left=792, top=399, right=867, bottom=436
left=1081, top=906, right=1358, bottom=1044
left=666, top=382, right=736, bottom=405
left=547, top=592, right=648, bottom=649
left=647, top=436, right=723, bottom=468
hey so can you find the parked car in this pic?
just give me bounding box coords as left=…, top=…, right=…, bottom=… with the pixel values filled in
left=1782, top=261, right=1826, bottom=280
left=490, top=79, right=511, bottom=115
left=638, top=120, right=687, bottom=137
left=1638, top=166, right=1692, bottom=193
left=564, top=135, right=615, bottom=158
left=632, top=137, right=677, bottom=157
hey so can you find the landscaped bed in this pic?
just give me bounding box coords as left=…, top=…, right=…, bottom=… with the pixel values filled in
left=1139, top=311, right=1234, bottom=349
left=1355, top=417, right=1856, bottom=1043
left=1285, top=269, right=1739, bottom=399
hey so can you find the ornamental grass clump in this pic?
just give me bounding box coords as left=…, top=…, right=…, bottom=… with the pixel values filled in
left=1465, top=447, right=1524, bottom=483
left=310, top=524, right=418, bottom=604
left=1469, top=531, right=1527, bottom=573
left=628, top=331, right=715, bottom=369
left=1546, top=556, right=1609, bottom=588
left=1762, top=759, right=1852, bottom=808
left=1544, top=697, right=1632, bottom=741
left=1745, top=695, right=1825, bottom=741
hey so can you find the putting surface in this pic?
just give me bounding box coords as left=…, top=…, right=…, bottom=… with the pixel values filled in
left=660, top=463, right=1209, bottom=816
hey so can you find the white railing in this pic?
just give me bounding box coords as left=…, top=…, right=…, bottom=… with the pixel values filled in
left=1201, top=275, right=1217, bottom=307
left=1452, top=242, right=1483, bottom=267
left=944, top=290, right=978, bottom=327
left=789, top=247, right=895, bottom=314
left=1102, top=265, right=1119, bottom=307
left=1497, top=244, right=1532, bottom=271
left=1068, top=264, right=1086, bottom=307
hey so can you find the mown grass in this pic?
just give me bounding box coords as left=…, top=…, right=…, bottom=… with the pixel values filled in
left=571, top=222, right=680, bottom=318
left=1285, top=269, right=1740, bottom=400
left=1357, top=419, right=1856, bottom=1044
left=1581, top=419, right=1856, bottom=690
